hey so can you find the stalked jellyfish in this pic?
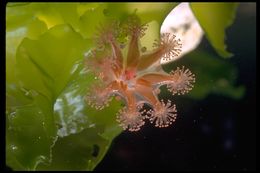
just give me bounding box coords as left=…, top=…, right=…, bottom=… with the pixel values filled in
left=85, top=15, right=195, bottom=132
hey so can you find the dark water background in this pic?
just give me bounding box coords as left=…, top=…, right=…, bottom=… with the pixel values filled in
left=95, top=3, right=256, bottom=171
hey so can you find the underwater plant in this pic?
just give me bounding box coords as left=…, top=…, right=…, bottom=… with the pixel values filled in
left=85, top=16, right=195, bottom=131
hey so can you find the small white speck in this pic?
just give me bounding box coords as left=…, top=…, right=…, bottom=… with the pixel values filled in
left=11, top=145, right=17, bottom=151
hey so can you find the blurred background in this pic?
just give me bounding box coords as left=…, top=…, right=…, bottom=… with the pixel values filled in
left=95, top=3, right=256, bottom=171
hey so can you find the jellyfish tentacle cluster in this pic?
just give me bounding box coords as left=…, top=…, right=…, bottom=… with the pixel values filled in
left=85, top=15, right=195, bottom=132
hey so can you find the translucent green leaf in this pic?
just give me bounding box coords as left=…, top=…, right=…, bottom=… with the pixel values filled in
left=190, top=3, right=239, bottom=58
left=16, top=24, right=91, bottom=101
left=36, top=128, right=111, bottom=171
left=105, top=3, right=177, bottom=25
left=6, top=14, right=56, bottom=168
left=7, top=24, right=91, bottom=170
left=6, top=84, right=57, bottom=170
left=6, top=3, right=38, bottom=31
left=6, top=12, right=48, bottom=84
left=34, top=60, right=122, bottom=170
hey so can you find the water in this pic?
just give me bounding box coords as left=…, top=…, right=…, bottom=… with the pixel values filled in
left=95, top=3, right=256, bottom=171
